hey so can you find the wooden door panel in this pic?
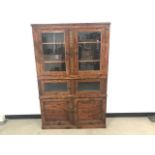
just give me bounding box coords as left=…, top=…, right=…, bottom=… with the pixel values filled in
left=75, top=98, right=106, bottom=128
left=41, top=99, right=75, bottom=129
left=78, top=100, right=102, bottom=120
left=44, top=101, right=68, bottom=121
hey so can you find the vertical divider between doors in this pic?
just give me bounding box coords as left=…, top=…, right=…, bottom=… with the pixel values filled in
left=100, top=28, right=105, bottom=74
left=74, top=31, right=78, bottom=75
left=105, top=26, right=110, bottom=75
left=65, top=29, right=70, bottom=76
left=69, top=30, right=74, bottom=75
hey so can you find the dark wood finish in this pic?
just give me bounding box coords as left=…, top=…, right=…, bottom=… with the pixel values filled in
left=32, top=23, right=110, bottom=129
left=41, top=99, right=75, bottom=129
left=75, top=98, right=106, bottom=128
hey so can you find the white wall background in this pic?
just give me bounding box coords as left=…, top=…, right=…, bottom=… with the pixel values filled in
left=0, top=0, right=155, bottom=114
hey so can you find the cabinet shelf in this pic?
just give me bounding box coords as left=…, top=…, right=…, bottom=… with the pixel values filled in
left=44, top=60, right=65, bottom=64
left=78, top=41, right=101, bottom=44
left=79, top=59, right=100, bottom=63
left=42, top=42, right=64, bottom=45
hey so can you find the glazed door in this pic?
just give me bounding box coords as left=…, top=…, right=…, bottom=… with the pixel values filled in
left=35, top=28, right=70, bottom=76
left=73, top=28, right=107, bottom=75
left=39, top=80, right=71, bottom=98
left=33, top=28, right=107, bottom=76
left=75, top=78, right=107, bottom=97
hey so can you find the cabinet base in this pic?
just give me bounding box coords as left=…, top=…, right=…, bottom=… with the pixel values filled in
left=42, top=121, right=106, bottom=129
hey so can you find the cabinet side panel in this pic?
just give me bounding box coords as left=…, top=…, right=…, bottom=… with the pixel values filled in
left=105, top=25, right=110, bottom=75
left=32, top=27, right=42, bottom=76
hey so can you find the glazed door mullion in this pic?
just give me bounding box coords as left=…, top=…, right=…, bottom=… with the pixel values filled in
left=69, top=30, right=76, bottom=75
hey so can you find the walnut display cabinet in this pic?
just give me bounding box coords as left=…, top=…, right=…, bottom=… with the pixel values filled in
left=31, top=23, right=110, bottom=129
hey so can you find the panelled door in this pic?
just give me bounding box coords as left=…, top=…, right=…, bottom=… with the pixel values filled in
left=41, top=98, right=75, bottom=128
left=74, top=98, right=106, bottom=128
left=41, top=97, right=106, bottom=128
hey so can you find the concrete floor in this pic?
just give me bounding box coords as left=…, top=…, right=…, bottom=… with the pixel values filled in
left=0, top=117, right=155, bottom=135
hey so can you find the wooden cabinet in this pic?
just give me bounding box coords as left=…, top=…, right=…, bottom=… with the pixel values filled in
left=32, top=23, right=110, bottom=129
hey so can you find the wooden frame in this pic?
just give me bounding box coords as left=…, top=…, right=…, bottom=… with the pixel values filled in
left=32, top=23, right=110, bottom=129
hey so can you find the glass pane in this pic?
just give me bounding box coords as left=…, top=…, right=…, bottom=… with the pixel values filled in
left=78, top=32, right=101, bottom=71
left=78, top=82, right=100, bottom=91
left=78, top=43, right=100, bottom=60
left=78, top=32, right=101, bottom=42
left=42, top=33, right=64, bottom=43
left=44, top=63, right=66, bottom=71
left=79, top=62, right=100, bottom=70
left=44, top=83, right=67, bottom=92
left=41, top=32, right=66, bottom=72
left=43, top=44, right=65, bottom=61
